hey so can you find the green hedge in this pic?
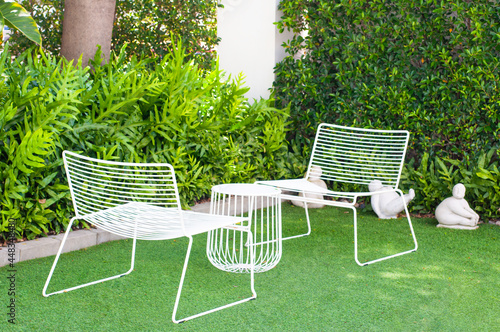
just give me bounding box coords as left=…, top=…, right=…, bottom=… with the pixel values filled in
left=0, top=45, right=295, bottom=240
left=401, top=149, right=500, bottom=217
left=275, top=0, right=500, bottom=158
left=275, top=0, right=500, bottom=217
left=7, top=0, right=219, bottom=68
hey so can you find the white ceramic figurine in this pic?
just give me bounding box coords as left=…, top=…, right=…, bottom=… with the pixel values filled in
left=369, top=180, right=415, bottom=219
left=291, top=166, right=328, bottom=209
left=435, top=183, right=479, bottom=230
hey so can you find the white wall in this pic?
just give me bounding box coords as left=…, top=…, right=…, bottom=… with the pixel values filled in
left=217, top=0, right=293, bottom=101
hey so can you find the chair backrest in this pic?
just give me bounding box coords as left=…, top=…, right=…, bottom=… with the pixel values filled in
left=306, top=124, right=409, bottom=190
left=63, top=151, right=182, bottom=217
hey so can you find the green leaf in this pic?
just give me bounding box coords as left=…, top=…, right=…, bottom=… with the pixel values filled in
left=0, top=0, right=41, bottom=46
left=41, top=191, right=67, bottom=209
left=476, top=168, right=495, bottom=181
left=13, top=129, right=53, bottom=174
left=36, top=171, right=59, bottom=189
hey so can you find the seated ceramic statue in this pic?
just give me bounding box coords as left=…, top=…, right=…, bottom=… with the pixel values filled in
left=291, top=166, right=327, bottom=209
left=435, top=183, right=479, bottom=230
left=369, top=180, right=415, bottom=219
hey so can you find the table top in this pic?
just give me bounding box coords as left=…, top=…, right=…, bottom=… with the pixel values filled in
left=211, top=183, right=281, bottom=196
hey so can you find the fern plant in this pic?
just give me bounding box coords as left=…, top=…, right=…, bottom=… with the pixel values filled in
left=1, top=43, right=293, bottom=240
left=1, top=46, right=87, bottom=240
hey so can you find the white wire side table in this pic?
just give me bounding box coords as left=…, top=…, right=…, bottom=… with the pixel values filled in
left=207, top=184, right=282, bottom=273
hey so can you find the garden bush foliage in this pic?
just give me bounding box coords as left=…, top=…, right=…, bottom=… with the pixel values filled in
left=401, top=149, right=500, bottom=216
left=4, top=0, right=500, bottom=234
left=112, top=0, right=219, bottom=68
left=0, top=44, right=292, bottom=240
left=7, top=0, right=219, bottom=68
left=275, top=0, right=500, bottom=216
left=275, top=0, right=500, bottom=160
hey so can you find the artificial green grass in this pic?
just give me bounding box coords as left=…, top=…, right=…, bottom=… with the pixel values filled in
left=1, top=203, right=499, bottom=331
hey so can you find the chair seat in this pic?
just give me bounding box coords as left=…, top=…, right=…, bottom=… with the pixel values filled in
left=83, top=202, right=248, bottom=240
left=257, top=179, right=360, bottom=204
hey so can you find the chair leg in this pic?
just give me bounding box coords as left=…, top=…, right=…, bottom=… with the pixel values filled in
left=353, top=191, right=418, bottom=266
left=282, top=200, right=312, bottom=241
left=352, top=206, right=365, bottom=266
left=43, top=217, right=138, bottom=297
left=172, top=232, right=257, bottom=324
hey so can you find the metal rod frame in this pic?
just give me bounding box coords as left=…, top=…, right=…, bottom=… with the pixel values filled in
left=43, top=151, right=257, bottom=324
left=207, top=185, right=282, bottom=274
left=256, top=124, right=418, bottom=265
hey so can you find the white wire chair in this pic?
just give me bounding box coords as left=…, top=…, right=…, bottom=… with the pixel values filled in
left=42, top=151, right=256, bottom=324
left=256, top=123, right=418, bottom=266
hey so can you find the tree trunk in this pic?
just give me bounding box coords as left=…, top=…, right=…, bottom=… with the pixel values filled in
left=61, top=0, right=116, bottom=66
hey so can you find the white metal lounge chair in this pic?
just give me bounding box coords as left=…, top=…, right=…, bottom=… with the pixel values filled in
left=256, top=123, right=418, bottom=266
left=43, top=151, right=256, bottom=323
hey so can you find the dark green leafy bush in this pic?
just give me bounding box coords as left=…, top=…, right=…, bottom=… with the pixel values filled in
left=275, top=0, right=500, bottom=217
left=8, top=0, right=219, bottom=68
left=401, top=149, right=500, bottom=219
left=113, top=0, right=219, bottom=69
left=0, top=45, right=292, bottom=240
left=275, top=0, right=500, bottom=157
